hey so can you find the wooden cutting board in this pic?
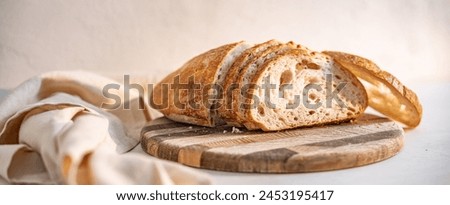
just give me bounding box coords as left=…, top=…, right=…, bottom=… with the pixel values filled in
left=141, top=114, right=404, bottom=173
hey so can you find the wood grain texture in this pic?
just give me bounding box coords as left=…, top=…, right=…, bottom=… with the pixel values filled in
left=141, top=114, right=404, bottom=173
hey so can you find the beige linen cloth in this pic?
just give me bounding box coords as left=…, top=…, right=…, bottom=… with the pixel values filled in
left=0, top=71, right=211, bottom=184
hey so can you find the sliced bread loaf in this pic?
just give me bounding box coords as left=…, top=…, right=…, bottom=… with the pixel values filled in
left=151, top=40, right=370, bottom=131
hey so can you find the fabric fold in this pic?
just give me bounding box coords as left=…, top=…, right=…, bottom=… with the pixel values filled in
left=0, top=71, right=212, bottom=184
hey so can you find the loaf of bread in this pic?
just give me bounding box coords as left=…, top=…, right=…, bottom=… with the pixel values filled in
left=151, top=40, right=373, bottom=131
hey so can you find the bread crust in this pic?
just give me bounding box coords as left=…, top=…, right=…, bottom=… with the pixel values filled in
left=322, top=51, right=422, bottom=127
left=151, top=42, right=245, bottom=126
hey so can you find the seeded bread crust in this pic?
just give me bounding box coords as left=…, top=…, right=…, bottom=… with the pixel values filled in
left=322, top=51, right=422, bottom=127
left=244, top=49, right=368, bottom=131
left=151, top=41, right=249, bottom=126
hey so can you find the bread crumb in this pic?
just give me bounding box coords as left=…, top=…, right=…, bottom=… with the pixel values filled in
left=223, top=130, right=227, bottom=133
left=231, top=127, right=243, bottom=134
left=188, top=126, right=193, bottom=129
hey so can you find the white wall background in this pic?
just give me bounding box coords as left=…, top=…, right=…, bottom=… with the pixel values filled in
left=0, top=0, right=449, bottom=88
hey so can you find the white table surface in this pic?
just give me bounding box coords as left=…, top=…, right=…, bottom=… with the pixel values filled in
left=196, top=82, right=450, bottom=185
left=1, top=82, right=449, bottom=184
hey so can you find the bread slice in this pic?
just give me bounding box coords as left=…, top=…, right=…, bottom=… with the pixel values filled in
left=322, top=51, right=422, bottom=127
left=243, top=49, right=368, bottom=131
left=151, top=41, right=251, bottom=127
left=234, top=42, right=301, bottom=126
left=220, top=40, right=282, bottom=126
